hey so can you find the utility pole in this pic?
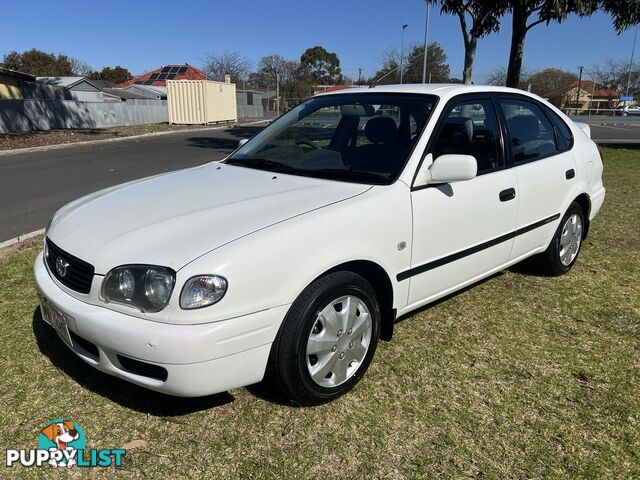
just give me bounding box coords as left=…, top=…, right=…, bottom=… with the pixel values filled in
left=276, top=73, right=280, bottom=117
left=624, top=24, right=638, bottom=105
left=422, top=2, right=430, bottom=83
left=400, top=24, right=408, bottom=84
left=358, top=68, right=363, bottom=85
left=576, top=66, right=584, bottom=115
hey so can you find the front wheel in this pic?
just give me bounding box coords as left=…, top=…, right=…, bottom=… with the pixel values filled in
left=535, top=202, right=585, bottom=276
left=267, top=271, right=381, bottom=405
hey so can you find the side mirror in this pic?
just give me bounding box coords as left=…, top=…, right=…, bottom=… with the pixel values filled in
left=238, top=138, right=249, bottom=148
left=414, top=153, right=477, bottom=186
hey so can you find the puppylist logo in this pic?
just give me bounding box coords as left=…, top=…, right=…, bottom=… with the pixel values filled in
left=6, top=419, right=126, bottom=468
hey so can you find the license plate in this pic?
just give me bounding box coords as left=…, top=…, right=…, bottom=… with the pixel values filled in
left=39, top=295, right=73, bottom=348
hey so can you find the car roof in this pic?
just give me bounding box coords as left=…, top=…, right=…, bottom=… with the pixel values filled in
left=316, top=83, right=535, bottom=98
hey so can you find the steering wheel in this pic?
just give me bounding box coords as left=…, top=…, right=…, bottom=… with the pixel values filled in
left=295, top=140, right=320, bottom=151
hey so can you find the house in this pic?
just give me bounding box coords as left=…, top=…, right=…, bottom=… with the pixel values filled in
left=36, top=77, right=107, bottom=102
left=0, top=66, right=36, bottom=99
left=119, top=64, right=206, bottom=88
left=562, top=80, right=620, bottom=113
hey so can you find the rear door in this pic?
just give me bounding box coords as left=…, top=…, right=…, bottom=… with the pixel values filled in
left=497, top=96, right=577, bottom=260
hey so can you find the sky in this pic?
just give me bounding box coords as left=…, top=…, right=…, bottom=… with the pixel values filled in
left=1, top=0, right=637, bottom=82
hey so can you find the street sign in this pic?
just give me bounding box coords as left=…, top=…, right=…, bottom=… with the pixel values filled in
left=620, top=95, right=634, bottom=101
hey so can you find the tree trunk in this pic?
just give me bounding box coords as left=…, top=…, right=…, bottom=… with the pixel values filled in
left=463, top=36, right=477, bottom=85
left=506, top=9, right=528, bottom=88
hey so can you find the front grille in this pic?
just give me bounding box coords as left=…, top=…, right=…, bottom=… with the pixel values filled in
left=45, top=239, right=95, bottom=294
left=117, top=355, right=168, bottom=382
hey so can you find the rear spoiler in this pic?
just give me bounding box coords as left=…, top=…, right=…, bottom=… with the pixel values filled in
left=574, top=122, right=591, bottom=139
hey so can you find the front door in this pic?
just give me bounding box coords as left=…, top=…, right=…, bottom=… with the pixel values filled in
left=404, top=97, right=518, bottom=308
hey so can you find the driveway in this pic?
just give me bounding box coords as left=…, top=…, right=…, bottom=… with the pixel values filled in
left=0, top=125, right=264, bottom=243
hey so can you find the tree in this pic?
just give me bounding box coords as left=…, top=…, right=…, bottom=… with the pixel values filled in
left=2, top=49, right=74, bottom=76
left=69, top=58, right=94, bottom=76
left=300, top=46, right=343, bottom=84
left=371, top=43, right=451, bottom=84
left=485, top=65, right=532, bottom=88
left=504, top=1, right=640, bottom=88
left=429, top=1, right=504, bottom=84
left=203, top=51, right=251, bottom=84
left=590, top=58, right=640, bottom=95
left=527, top=68, right=577, bottom=106
left=405, top=43, right=451, bottom=83
left=87, top=66, right=132, bottom=84
left=253, top=54, right=313, bottom=108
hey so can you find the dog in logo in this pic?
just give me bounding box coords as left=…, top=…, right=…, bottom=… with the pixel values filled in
left=40, top=420, right=79, bottom=466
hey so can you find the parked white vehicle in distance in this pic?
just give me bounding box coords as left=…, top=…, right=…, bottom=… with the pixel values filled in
left=35, top=84, right=605, bottom=405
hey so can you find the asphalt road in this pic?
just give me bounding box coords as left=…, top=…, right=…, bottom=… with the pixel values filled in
left=578, top=118, right=640, bottom=144
left=0, top=125, right=264, bottom=243
left=1, top=118, right=637, bottom=243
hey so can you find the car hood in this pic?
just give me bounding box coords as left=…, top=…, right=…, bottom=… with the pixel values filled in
left=47, top=163, right=370, bottom=274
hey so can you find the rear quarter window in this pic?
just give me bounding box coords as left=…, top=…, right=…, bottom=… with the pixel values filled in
left=544, top=107, right=574, bottom=151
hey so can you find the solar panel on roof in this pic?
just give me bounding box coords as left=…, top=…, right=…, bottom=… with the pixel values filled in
left=157, top=73, right=168, bottom=80
left=169, top=66, right=180, bottom=73
left=149, top=73, right=160, bottom=80
left=143, top=80, right=155, bottom=85
left=161, top=66, right=172, bottom=73
left=177, top=66, right=188, bottom=74
left=166, top=73, right=177, bottom=80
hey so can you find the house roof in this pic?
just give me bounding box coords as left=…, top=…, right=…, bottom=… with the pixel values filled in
left=101, top=88, right=149, bottom=100
left=36, top=76, right=85, bottom=88
left=119, top=64, right=206, bottom=88
left=0, top=66, right=36, bottom=81
left=567, top=80, right=619, bottom=98
left=89, top=79, right=117, bottom=89
left=314, top=85, right=352, bottom=95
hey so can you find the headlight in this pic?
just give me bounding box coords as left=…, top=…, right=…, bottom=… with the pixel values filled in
left=180, top=275, right=227, bottom=309
left=102, top=265, right=175, bottom=313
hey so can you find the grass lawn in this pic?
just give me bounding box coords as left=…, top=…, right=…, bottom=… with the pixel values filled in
left=0, top=147, right=638, bottom=479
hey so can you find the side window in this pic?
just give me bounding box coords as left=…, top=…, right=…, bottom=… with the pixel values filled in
left=545, top=107, right=574, bottom=151
left=499, top=99, right=558, bottom=163
left=431, top=99, right=503, bottom=174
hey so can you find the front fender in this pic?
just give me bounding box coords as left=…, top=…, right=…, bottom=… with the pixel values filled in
left=165, top=182, right=413, bottom=325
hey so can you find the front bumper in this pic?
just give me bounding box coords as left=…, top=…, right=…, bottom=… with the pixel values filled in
left=34, top=251, right=289, bottom=397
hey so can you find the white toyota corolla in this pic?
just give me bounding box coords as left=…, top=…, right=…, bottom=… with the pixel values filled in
left=35, top=85, right=605, bottom=405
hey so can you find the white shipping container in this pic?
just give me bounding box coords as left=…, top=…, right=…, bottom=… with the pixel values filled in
left=167, top=79, right=237, bottom=124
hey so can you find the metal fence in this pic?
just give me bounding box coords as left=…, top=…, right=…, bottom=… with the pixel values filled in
left=0, top=99, right=168, bottom=134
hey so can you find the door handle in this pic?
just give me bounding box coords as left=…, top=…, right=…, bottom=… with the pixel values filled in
left=566, top=169, right=575, bottom=179
left=499, top=188, right=516, bottom=202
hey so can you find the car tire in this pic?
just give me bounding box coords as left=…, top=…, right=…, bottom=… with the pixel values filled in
left=534, top=202, right=585, bottom=276
left=267, top=271, right=381, bottom=406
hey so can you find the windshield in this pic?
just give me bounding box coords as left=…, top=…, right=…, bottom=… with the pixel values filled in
left=226, top=92, right=437, bottom=185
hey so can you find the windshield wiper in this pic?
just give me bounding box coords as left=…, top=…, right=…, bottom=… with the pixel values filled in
left=225, top=157, right=295, bottom=172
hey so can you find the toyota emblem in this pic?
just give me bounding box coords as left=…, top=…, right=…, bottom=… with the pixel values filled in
left=55, top=256, right=69, bottom=277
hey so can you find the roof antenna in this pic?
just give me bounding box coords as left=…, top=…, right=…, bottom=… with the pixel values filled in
left=369, top=48, right=436, bottom=88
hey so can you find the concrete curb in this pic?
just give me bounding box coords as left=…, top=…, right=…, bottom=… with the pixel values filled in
left=0, top=119, right=270, bottom=157
left=0, top=228, right=45, bottom=259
